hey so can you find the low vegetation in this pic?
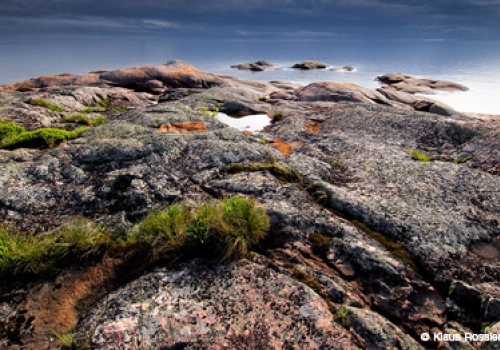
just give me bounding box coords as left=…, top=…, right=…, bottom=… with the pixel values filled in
left=0, top=197, right=270, bottom=278
left=29, top=98, right=64, bottom=112
left=199, top=106, right=219, bottom=117
left=272, top=110, right=285, bottom=122
left=0, top=121, right=87, bottom=149
left=309, top=232, right=331, bottom=258
left=61, top=114, right=108, bottom=127
left=406, top=147, right=431, bottom=162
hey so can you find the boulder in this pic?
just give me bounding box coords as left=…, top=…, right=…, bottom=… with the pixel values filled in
left=292, top=60, right=329, bottom=70
left=75, top=260, right=359, bottom=349
left=231, top=60, right=276, bottom=71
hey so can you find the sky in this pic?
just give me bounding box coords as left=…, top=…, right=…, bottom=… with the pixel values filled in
left=1, top=0, right=500, bottom=42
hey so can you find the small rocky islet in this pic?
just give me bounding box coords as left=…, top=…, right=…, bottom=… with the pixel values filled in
left=0, top=60, right=499, bottom=349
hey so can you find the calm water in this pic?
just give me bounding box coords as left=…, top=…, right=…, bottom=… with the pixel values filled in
left=1, top=37, right=499, bottom=114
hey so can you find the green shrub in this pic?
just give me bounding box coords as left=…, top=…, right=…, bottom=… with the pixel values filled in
left=406, top=147, right=431, bottom=162
left=29, top=98, right=64, bottom=112
left=1, top=127, right=87, bottom=149
left=131, top=204, right=191, bottom=259
left=61, top=114, right=107, bottom=127
left=258, top=96, right=268, bottom=102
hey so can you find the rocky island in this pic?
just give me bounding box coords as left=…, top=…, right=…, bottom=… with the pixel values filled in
left=0, top=60, right=499, bottom=349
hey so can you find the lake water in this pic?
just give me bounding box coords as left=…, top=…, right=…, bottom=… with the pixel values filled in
left=1, top=37, right=499, bottom=114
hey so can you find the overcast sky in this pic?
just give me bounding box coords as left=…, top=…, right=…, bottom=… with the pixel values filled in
left=1, top=0, right=499, bottom=41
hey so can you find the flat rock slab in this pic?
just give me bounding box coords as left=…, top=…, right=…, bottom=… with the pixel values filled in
left=376, top=72, right=468, bottom=94
left=75, top=260, right=359, bottom=349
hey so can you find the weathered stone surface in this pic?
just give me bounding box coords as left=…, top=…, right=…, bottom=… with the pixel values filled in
left=1, top=62, right=499, bottom=349
left=345, top=307, right=424, bottom=349
left=75, top=260, right=359, bottom=349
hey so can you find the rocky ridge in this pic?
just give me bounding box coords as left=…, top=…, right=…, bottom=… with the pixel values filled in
left=0, top=60, right=499, bottom=349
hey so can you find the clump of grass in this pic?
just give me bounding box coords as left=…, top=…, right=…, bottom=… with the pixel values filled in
left=56, top=218, right=110, bottom=259
left=309, top=232, right=330, bottom=258
left=0, top=225, right=53, bottom=275
left=29, top=98, right=64, bottom=112
left=406, top=147, right=431, bottom=162
left=201, top=196, right=270, bottom=261
left=0, top=198, right=270, bottom=277
left=130, top=204, right=191, bottom=260
left=81, top=98, right=111, bottom=113
left=272, top=110, right=285, bottom=122
left=61, top=114, right=108, bottom=127
left=0, top=219, right=112, bottom=277
left=351, top=220, right=420, bottom=274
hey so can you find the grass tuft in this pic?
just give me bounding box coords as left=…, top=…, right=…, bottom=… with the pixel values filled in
left=272, top=110, right=285, bottom=122
left=130, top=204, right=191, bottom=260
left=56, top=218, right=110, bottom=259
left=0, top=225, right=53, bottom=275
left=29, top=98, right=64, bottom=112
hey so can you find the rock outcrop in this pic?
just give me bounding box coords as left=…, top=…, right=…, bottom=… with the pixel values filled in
left=0, top=62, right=499, bottom=349
left=292, top=60, right=330, bottom=70
left=231, top=60, right=276, bottom=71
left=376, top=72, right=469, bottom=94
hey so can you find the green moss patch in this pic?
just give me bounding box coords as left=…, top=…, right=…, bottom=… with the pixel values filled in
left=61, top=114, right=108, bottom=127
left=406, top=147, right=431, bottom=162
left=0, top=124, right=87, bottom=149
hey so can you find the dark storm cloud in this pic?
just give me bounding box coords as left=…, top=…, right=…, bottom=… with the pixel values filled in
left=1, top=0, right=499, bottom=39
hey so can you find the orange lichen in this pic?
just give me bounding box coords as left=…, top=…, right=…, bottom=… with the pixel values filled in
left=272, top=138, right=292, bottom=156
left=305, top=121, right=321, bottom=134
left=158, top=122, right=207, bottom=133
